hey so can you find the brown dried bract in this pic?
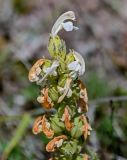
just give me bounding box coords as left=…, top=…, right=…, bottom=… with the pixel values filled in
left=78, top=80, right=88, bottom=113
left=37, top=88, right=54, bottom=109
left=46, top=135, right=67, bottom=152
left=32, top=115, right=54, bottom=138
left=32, top=116, right=43, bottom=134
left=41, top=115, right=54, bottom=138
left=62, top=106, right=73, bottom=131
left=28, top=59, right=44, bottom=82
left=83, top=154, right=89, bottom=160
left=81, top=115, right=92, bottom=140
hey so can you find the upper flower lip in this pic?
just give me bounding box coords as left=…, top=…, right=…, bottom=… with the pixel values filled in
left=51, top=11, right=78, bottom=36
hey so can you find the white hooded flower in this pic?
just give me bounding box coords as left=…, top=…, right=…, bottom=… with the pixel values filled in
left=43, top=60, right=59, bottom=76
left=68, top=50, right=85, bottom=78
left=57, top=86, right=72, bottom=98
left=38, top=60, right=59, bottom=83
left=51, top=11, right=79, bottom=36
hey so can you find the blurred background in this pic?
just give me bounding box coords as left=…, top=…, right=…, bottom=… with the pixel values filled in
left=0, top=0, right=127, bottom=159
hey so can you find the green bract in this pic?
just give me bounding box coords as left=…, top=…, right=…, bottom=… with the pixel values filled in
left=71, top=117, right=83, bottom=138
left=48, top=35, right=66, bottom=60
left=60, top=140, right=78, bottom=155
left=48, top=86, right=59, bottom=102
left=50, top=114, right=65, bottom=133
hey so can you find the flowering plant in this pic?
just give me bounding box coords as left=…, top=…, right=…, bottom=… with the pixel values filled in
left=28, top=11, right=91, bottom=160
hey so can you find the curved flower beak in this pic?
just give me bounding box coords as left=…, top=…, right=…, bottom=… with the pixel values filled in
left=61, top=106, right=73, bottom=131
left=78, top=80, right=88, bottom=113
left=68, top=50, right=85, bottom=77
left=51, top=11, right=78, bottom=36
left=28, top=59, right=44, bottom=82
left=46, top=135, right=67, bottom=152
left=37, top=88, right=54, bottom=109
left=32, top=115, right=54, bottom=138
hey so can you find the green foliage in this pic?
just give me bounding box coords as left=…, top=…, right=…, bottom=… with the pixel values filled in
left=0, top=49, right=10, bottom=67
left=120, top=113, right=127, bottom=138
left=86, top=73, right=110, bottom=99
left=13, top=61, right=28, bottom=81
left=13, top=0, right=32, bottom=14
left=22, top=84, right=39, bottom=101
left=7, top=146, right=32, bottom=160
left=2, top=114, right=31, bottom=159
left=96, top=117, right=114, bottom=147
left=41, top=133, right=50, bottom=144
left=112, top=86, right=127, bottom=96
left=87, top=148, right=100, bottom=160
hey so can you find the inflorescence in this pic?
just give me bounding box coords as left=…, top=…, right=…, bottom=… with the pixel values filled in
left=28, top=11, right=91, bottom=160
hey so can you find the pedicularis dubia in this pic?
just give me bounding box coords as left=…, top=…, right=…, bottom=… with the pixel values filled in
left=28, top=11, right=92, bottom=160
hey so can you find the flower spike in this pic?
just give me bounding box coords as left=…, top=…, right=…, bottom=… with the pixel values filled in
left=29, top=11, right=93, bottom=160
